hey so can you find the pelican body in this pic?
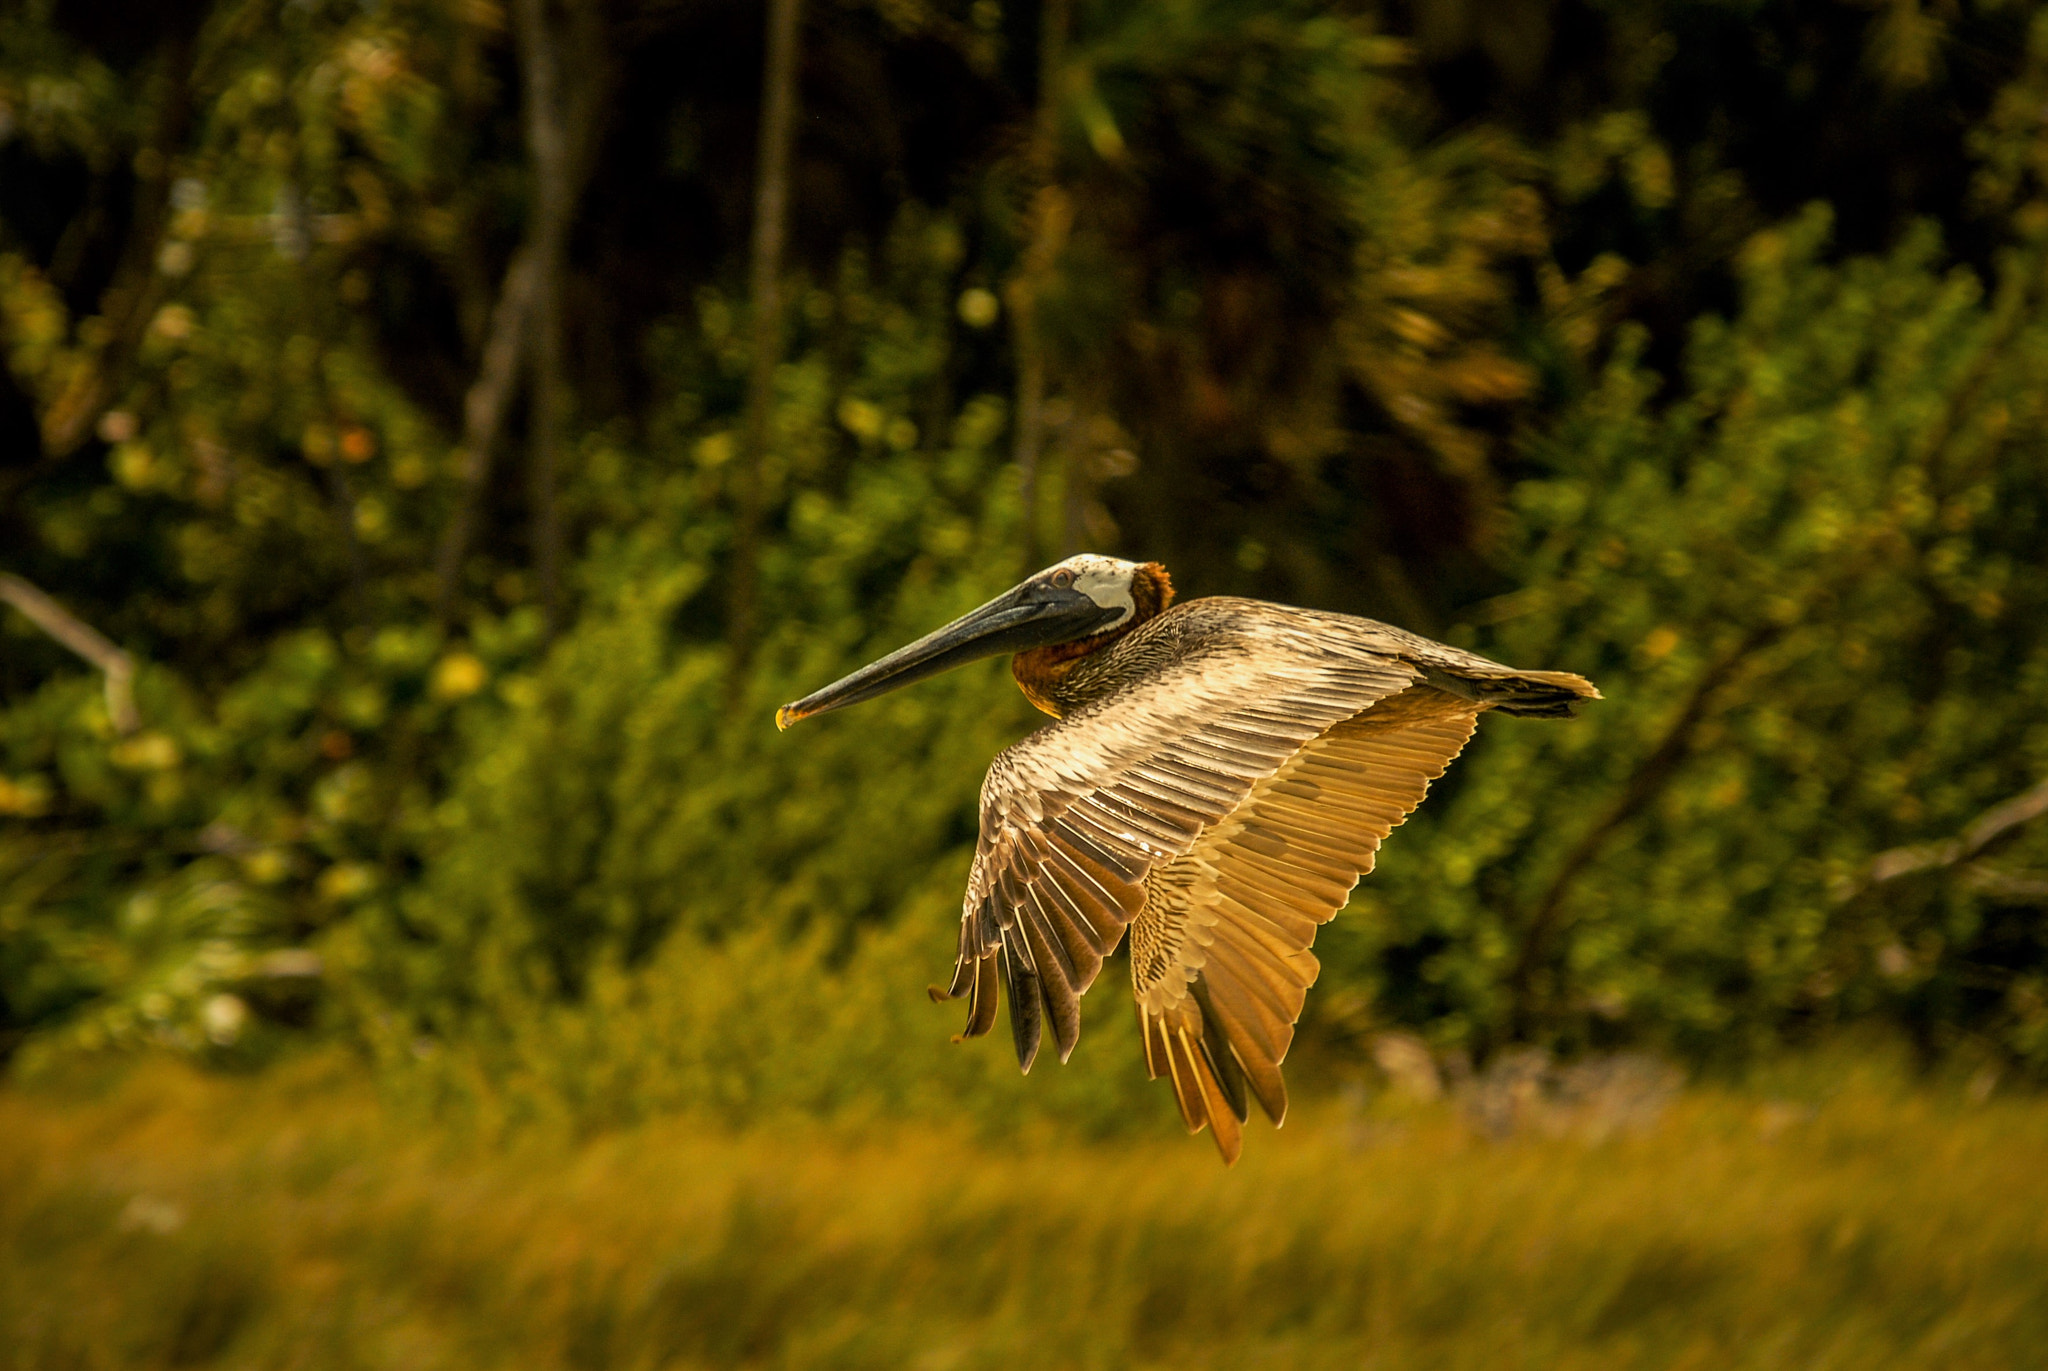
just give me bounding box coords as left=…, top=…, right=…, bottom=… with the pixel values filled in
left=778, top=554, right=1598, bottom=1163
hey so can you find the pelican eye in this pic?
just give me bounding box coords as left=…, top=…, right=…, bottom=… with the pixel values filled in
left=1052, top=570, right=1074, bottom=589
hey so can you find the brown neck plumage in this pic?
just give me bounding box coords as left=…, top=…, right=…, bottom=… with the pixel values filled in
left=1011, top=562, right=1175, bottom=716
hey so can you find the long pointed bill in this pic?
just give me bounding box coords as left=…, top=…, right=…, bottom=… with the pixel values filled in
left=775, top=580, right=1122, bottom=729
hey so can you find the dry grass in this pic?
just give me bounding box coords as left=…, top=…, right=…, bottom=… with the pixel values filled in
left=3, top=1048, right=2046, bottom=1370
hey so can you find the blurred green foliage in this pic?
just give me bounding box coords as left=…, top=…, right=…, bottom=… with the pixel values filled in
left=1332, top=211, right=2048, bottom=1066
left=2, top=0, right=2047, bottom=1123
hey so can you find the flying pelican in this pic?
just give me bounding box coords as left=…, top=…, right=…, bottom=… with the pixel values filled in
left=777, top=554, right=1598, bottom=1163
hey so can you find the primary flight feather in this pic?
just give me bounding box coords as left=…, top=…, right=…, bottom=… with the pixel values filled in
left=777, top=554, right=1599, bottom=1163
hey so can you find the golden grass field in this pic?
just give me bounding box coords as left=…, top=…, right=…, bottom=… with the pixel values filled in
left=3, top=1047, right=2046, bottom=1370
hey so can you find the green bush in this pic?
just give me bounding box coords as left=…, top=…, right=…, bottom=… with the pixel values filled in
left=1326, top=211, right=2048, bottom=1069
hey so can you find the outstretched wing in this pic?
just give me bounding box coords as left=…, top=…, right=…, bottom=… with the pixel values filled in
left=1131, top=685, right=1482, bottom=1164
left=933, top=607, right=1425, bottom=1071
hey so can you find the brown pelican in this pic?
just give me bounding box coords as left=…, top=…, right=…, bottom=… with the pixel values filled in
left=777, top=555, right=1598, bottom=1162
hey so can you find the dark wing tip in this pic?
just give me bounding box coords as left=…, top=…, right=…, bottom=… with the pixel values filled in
left=999, top=941, right=1043, bottom=1073
left=1457, top=668, right=1602, bottom=718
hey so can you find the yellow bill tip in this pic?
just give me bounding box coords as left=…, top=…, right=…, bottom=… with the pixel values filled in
left=774, top=703, right=802, bottom=731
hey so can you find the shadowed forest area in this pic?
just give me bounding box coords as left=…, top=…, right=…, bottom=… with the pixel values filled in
left=4, top=0, right=2048, bottom=1363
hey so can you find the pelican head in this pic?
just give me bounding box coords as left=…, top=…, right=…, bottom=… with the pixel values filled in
left=776, top=554, right=1148, bottom=729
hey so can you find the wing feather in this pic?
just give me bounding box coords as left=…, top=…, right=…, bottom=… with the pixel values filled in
left=1133, top=685, right=1483, bottom=1153
left=1018, top=903, right=1082, bottom=1063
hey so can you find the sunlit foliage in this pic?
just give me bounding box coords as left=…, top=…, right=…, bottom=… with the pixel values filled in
left=1336, top=212, right=2048, bottom=1066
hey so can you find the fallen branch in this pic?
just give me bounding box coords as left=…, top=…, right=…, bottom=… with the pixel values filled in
left=0, top=573, right=141, bottom=734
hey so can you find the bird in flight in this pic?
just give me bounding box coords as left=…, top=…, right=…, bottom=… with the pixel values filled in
left=777, top=554, right=1598, bottom=1163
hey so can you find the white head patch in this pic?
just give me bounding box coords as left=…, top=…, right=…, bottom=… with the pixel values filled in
left=1050, top=553, right=1140, bottom=628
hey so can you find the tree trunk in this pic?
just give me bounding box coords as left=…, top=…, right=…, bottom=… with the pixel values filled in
left=513, top=0, right=573, bottom=640
left=728, top=0, right=805, bottom=688
left=37, top=31, right=198, bottom=462
left=435, top=0, right=607, bottom=632
left=1008, top=0, right=1071, bottom=573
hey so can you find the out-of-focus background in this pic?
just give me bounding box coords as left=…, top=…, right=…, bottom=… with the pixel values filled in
left=3, top=0, right=2047, bottom=1364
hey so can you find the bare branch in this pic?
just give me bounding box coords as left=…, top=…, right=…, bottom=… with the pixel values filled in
left=1840, top=777, right=2048, bottom=899
left=1962, top=866, right=2048, bottom=903
left=432, top=250, right=537, bottom=625
left=1507, top=621, right=1781, bottom=1027
left=433, top=0, right=606, bottom=630
left=0, top=574, right=140, bottom=734
left=1963, top=779, right=2048, bottom=854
